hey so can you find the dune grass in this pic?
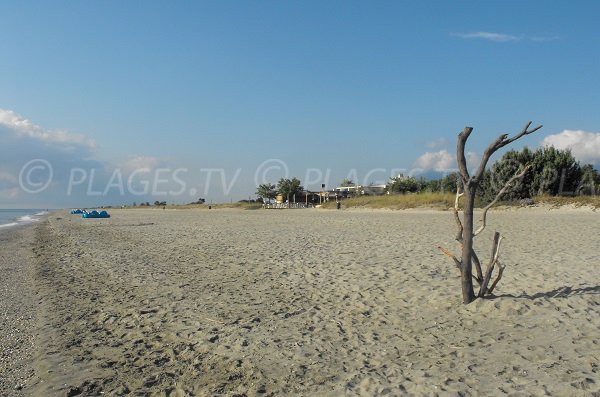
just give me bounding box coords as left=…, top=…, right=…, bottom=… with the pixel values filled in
left=210, top=202, right=263, bottom=210
left=322, top=192, right=459, bottom=210
left=322, top=192, right=599, bottom=210
left=121, top=193, right=598, bottom=211
left=532, top=194, right=600, bottom=209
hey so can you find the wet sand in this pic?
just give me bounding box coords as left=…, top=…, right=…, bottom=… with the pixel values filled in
left=5, top=207, right=600, bottom=396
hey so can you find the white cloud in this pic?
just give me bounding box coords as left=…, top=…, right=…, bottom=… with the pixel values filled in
left=426, top=138, right=449, bottom=149
left=414, top=149, right=482, bottom=172
left=0, top=108, right=106, bottom=206
left=0, top=109, right=96, bottom=150
left=455, top=31, right=520, bottom=42
left=121, top=155, right=162, bottom=173
left=540, top=130, right=600, bottom=164
left=414, top=150, right=454, bottom=171
left=0, top=108, right=178, bottom=207
left=466, top=151, right=480, bottom=169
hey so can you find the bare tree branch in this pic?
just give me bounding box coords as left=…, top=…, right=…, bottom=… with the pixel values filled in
left=478, top=232, right=503, bottom=297
left=454, top=185, right=464, bottom=242
left=448, top=121, right=542, bottom=304
left=457, top=127, right=473, bottom=182
left=487, top=261, right=506, bottom=295
left=474, top=122, right=543, bottom=180
left=472, top=249, right=483, bottom=285
left=474, top=165, right=531, bottom=236
left=438, top=246, right=461, bottom=270
left=439, top=246, right=482, bottom=283
left=504, top=121, right=544, bottom=147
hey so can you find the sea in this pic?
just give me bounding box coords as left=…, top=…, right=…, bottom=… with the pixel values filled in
left=0, top=209, right=49, bottom=229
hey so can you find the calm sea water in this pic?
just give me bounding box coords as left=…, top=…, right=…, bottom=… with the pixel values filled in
left=0, top=209, right=48, bottom=229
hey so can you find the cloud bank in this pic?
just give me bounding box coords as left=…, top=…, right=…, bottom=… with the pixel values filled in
left=540, top=130, right=600, bottom=164
left=0, top=109, right=104, bottom=206
left=0, top=109, right=96, bottom=150
left=0, top=108, right=206, bottom=208
left=0, top=109, right=176, bottom=207
left=414, top=150, right=454, bottom=171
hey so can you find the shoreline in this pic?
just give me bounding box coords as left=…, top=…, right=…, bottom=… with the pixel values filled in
left=0, top=223, right=40, bottom=395
left=3, top=208, right=599, bottom=395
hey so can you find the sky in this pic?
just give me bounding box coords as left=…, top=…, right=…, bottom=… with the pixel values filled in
left=1, top=1, right=599, bottom=208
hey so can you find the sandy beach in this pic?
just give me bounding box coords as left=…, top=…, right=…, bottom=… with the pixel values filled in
left=0, top=225, right=38, bottom=396
left=1, top=207, right=599, bottom=396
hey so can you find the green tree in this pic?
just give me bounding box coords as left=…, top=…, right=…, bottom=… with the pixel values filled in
left=478, top=147, right=583, bottom=202
left=416, top=176, right=427, bottom=192
left=388, top=175, right=419, bottom=193
left=340, top=178, right=354, bottom=187
left=478, top=148, right=533, bottom=202
left=256, top=183, right=277, bottom=202
left=531, top=147, right=581, bottom=196
left=425, top=178, right=441, bottom=192
left=578, top=164, right=600, bottom=195
left=440, top=172, right=460, bottom=193
left=276, top=177, right=303, bottom=201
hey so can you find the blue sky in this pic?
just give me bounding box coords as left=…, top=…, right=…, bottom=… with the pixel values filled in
left=1, top=1, right=599, bottom=207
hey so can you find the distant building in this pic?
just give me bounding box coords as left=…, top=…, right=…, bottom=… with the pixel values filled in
left=334, top=183, right=387, bottom=196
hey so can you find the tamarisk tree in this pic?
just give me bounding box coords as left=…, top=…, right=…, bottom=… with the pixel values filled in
left=439, top=122, right=543, bottom=304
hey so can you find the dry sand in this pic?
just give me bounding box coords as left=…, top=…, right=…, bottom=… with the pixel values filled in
left=3, top=207, right=600, bottom=396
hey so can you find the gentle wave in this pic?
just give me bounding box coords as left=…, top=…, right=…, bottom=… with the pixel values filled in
left=17, top=215, right=40, bottom=223
left=0, top=209, right=47, bottom=229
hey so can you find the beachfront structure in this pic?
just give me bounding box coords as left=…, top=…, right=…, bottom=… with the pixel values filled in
left=265, top=186, right=390, bottom=208
left=264, top=191, right=322, bottom=208
left=334, top=183, right=387, bottom=196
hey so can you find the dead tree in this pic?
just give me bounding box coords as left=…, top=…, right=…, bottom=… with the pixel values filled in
left=439, top=122, right=542, bottom=304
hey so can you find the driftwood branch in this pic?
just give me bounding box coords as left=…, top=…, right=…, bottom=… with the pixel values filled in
left=447, top=121, right=542, bottom=304
left=472, top=249, right=483, bottom=285
left=438, top=246, right=461, bottom=270
left=487, top=261, right=506, bottom=295
left=453, top=185, right=464, bottom=242
left=439, top=246, right=483, bottom=283
left=504, top=121, right=544, bottom=147
left=457, top=127, right=473, bottom=183
left=475, top=121, right=542, bottom=180
left=474, top=165, right=531, bottom=236
left=478, top=232, right=503, bottom=297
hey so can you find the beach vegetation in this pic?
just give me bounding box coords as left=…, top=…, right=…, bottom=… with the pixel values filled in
left=256, top=183, right=277, bottom=202
left=322, top=192, right=458, bottom=209
left=387, top=175, right=425, bottom=194
left=276, top=178, right=303, bottom=201
left=477, top=146, right=597, bottom=202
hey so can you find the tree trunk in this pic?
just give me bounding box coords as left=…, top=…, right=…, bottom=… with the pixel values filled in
left=460, top=185, right=477, bottom=304
left=443, top=122, right=542, bottom=304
